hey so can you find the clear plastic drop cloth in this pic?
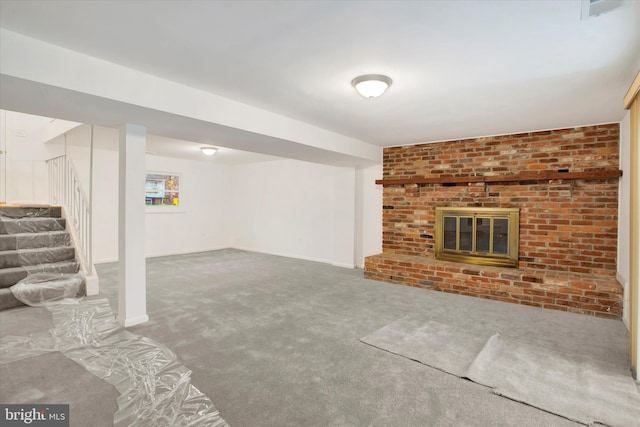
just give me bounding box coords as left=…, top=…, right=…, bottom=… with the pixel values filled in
left=10, top=273, right=85, bottom=307
left=0, top=216, right=65, bottom=234
left=16, top=230, right=70, bottom=249
left=0, top=207, right=59, bottom=218
left=14, top=246, right=75, bottom=266
left=0, top=298, right=229, bottom=426
left=47, top=297, right=124, bottom=348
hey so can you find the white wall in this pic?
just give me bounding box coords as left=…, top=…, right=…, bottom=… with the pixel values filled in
left=3, top=110, right=384, bottom=272
left=49, top=124, right=118, bottom=263
left=61, top=125, right=93, bottom=194
left=0, top=110, right=6, bottom=202
left=232, top=159, right=358, bottom=268
left=90, top=153, right=374, bottom=268
left=91, top=148, right=120, bottom=263
left=85, top=150, right=235, bottom=263
left=144, top=155, right=234, bottom=259
left=1, top=111, right=64, bottom=204
left=355, top=165, right=383, bottom=268
left=618, top=112, right=631, bottom=329
left=2, top=114, right=234, bottom=263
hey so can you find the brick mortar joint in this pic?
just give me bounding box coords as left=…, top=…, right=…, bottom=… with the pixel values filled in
left=365, top=267, right=622, bottom=316
left=365, top=253, right=623, bottom=296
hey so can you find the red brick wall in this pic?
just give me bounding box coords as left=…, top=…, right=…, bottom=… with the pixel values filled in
left=383, top=125, right=620, bottom=180
left=381, top=123, right=620, bottom=275
left=364, top=254, right=622, bottom=318
left=365, top=123, right=623, bottom=318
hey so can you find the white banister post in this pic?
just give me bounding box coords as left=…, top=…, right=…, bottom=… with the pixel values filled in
left=117, top=124, right=148, bottom=327
left=88, top=125, right=93, bottom=266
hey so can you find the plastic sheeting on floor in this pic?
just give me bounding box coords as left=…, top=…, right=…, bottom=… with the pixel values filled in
left=0, top=299, right=228, bottom=427
left=11, top=273, right=85, bottom=306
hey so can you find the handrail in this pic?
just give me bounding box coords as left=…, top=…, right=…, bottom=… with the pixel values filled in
left=46, top=155, right=92, bottom=269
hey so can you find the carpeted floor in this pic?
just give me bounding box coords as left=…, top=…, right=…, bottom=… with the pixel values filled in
left=361, top=316, right=640, bottom=426
left=467, top=333, right=640, bottom=427
left=0, top=249, right=636, bottom=426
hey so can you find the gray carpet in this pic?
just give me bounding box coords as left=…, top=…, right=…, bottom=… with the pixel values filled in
left=361, top=316, right=640, bottom=426
left=0, top=249, right=636, bottom=426
left=361, top=316, right=494, bottom=377
left=467, top=334, right=640, bottom=427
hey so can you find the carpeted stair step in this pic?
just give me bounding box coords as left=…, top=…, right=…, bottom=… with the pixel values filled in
left=0, top=287, right=21, bottom=310
left=0, top=217, right=66, bottom=234
left=0, top=246, right=76, bottom=269
left=0, top=230, right=71, bottom=251
left=0, top=206, right=85, bottom=312
left=0, top=273, right=86, bottom=310
left=0, top=261, right=80, bottom=289
left=0, top=206, right=62, bottom=218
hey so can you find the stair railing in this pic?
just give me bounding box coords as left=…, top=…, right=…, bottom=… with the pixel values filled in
left=47, top=154, right=92, bottom=269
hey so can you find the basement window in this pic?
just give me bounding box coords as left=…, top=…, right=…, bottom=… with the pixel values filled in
left=435, top=207, right=519, bottom=268
left=145, top=173, right=181, bottom=209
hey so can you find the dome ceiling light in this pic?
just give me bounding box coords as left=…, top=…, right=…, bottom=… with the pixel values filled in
left=200, top=147, right=217, bottom=156
left=351, top=74, right=392, bottom=99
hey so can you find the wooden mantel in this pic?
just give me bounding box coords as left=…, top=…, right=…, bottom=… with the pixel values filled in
left=375, top=169, right=622, bottom=186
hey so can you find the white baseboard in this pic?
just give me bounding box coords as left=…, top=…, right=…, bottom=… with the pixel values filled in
left=94, top=246, right=232, bottom=265
left=232, top=246, right=355, bottom=269
left=95, top=246, right=357, bottom=270
left=119, top=313, right=150, bottom=328
left=94, top=257, right=119, bottom=265
left=85, top=272, right=100, bottom=296
left=145, top=245, right=231, bottom=260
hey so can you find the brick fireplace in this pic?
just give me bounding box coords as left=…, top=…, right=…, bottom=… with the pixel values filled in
left=364, top=123, right=624, bottom=318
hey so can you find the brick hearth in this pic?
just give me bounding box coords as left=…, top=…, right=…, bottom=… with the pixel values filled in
left=365, top=123, right=624, bottom=318
left=365, top=254, right=621, bottom=318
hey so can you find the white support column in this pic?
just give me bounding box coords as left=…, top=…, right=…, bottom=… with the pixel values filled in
left=117, top=124, right=149, bottom=327
left=0, top=111, right=6, bottom=203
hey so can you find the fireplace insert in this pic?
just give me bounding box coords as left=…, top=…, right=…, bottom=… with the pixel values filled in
left=435, top=207, right=519, bottom=268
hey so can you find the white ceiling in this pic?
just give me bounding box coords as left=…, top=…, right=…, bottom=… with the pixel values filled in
left=46, top=123, right=282, bottom=165
left=1, top=0, right=639, bottom=154
left=142, top=134, right=282, bottom=165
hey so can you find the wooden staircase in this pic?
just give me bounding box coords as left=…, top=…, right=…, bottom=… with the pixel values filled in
left=0, top=205, right=85, bottom=309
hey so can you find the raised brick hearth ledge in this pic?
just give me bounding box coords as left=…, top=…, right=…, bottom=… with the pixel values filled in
left=364, top=253, right=623, bottom=318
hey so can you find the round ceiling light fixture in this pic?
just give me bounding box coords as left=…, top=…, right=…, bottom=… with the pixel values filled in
left=351, top=74, right=392, bottom=99
left=200, top=146, right=217, bottom=156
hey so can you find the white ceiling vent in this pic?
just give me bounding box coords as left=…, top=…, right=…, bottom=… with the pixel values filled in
left=581, top=0, right=623, bottom=19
